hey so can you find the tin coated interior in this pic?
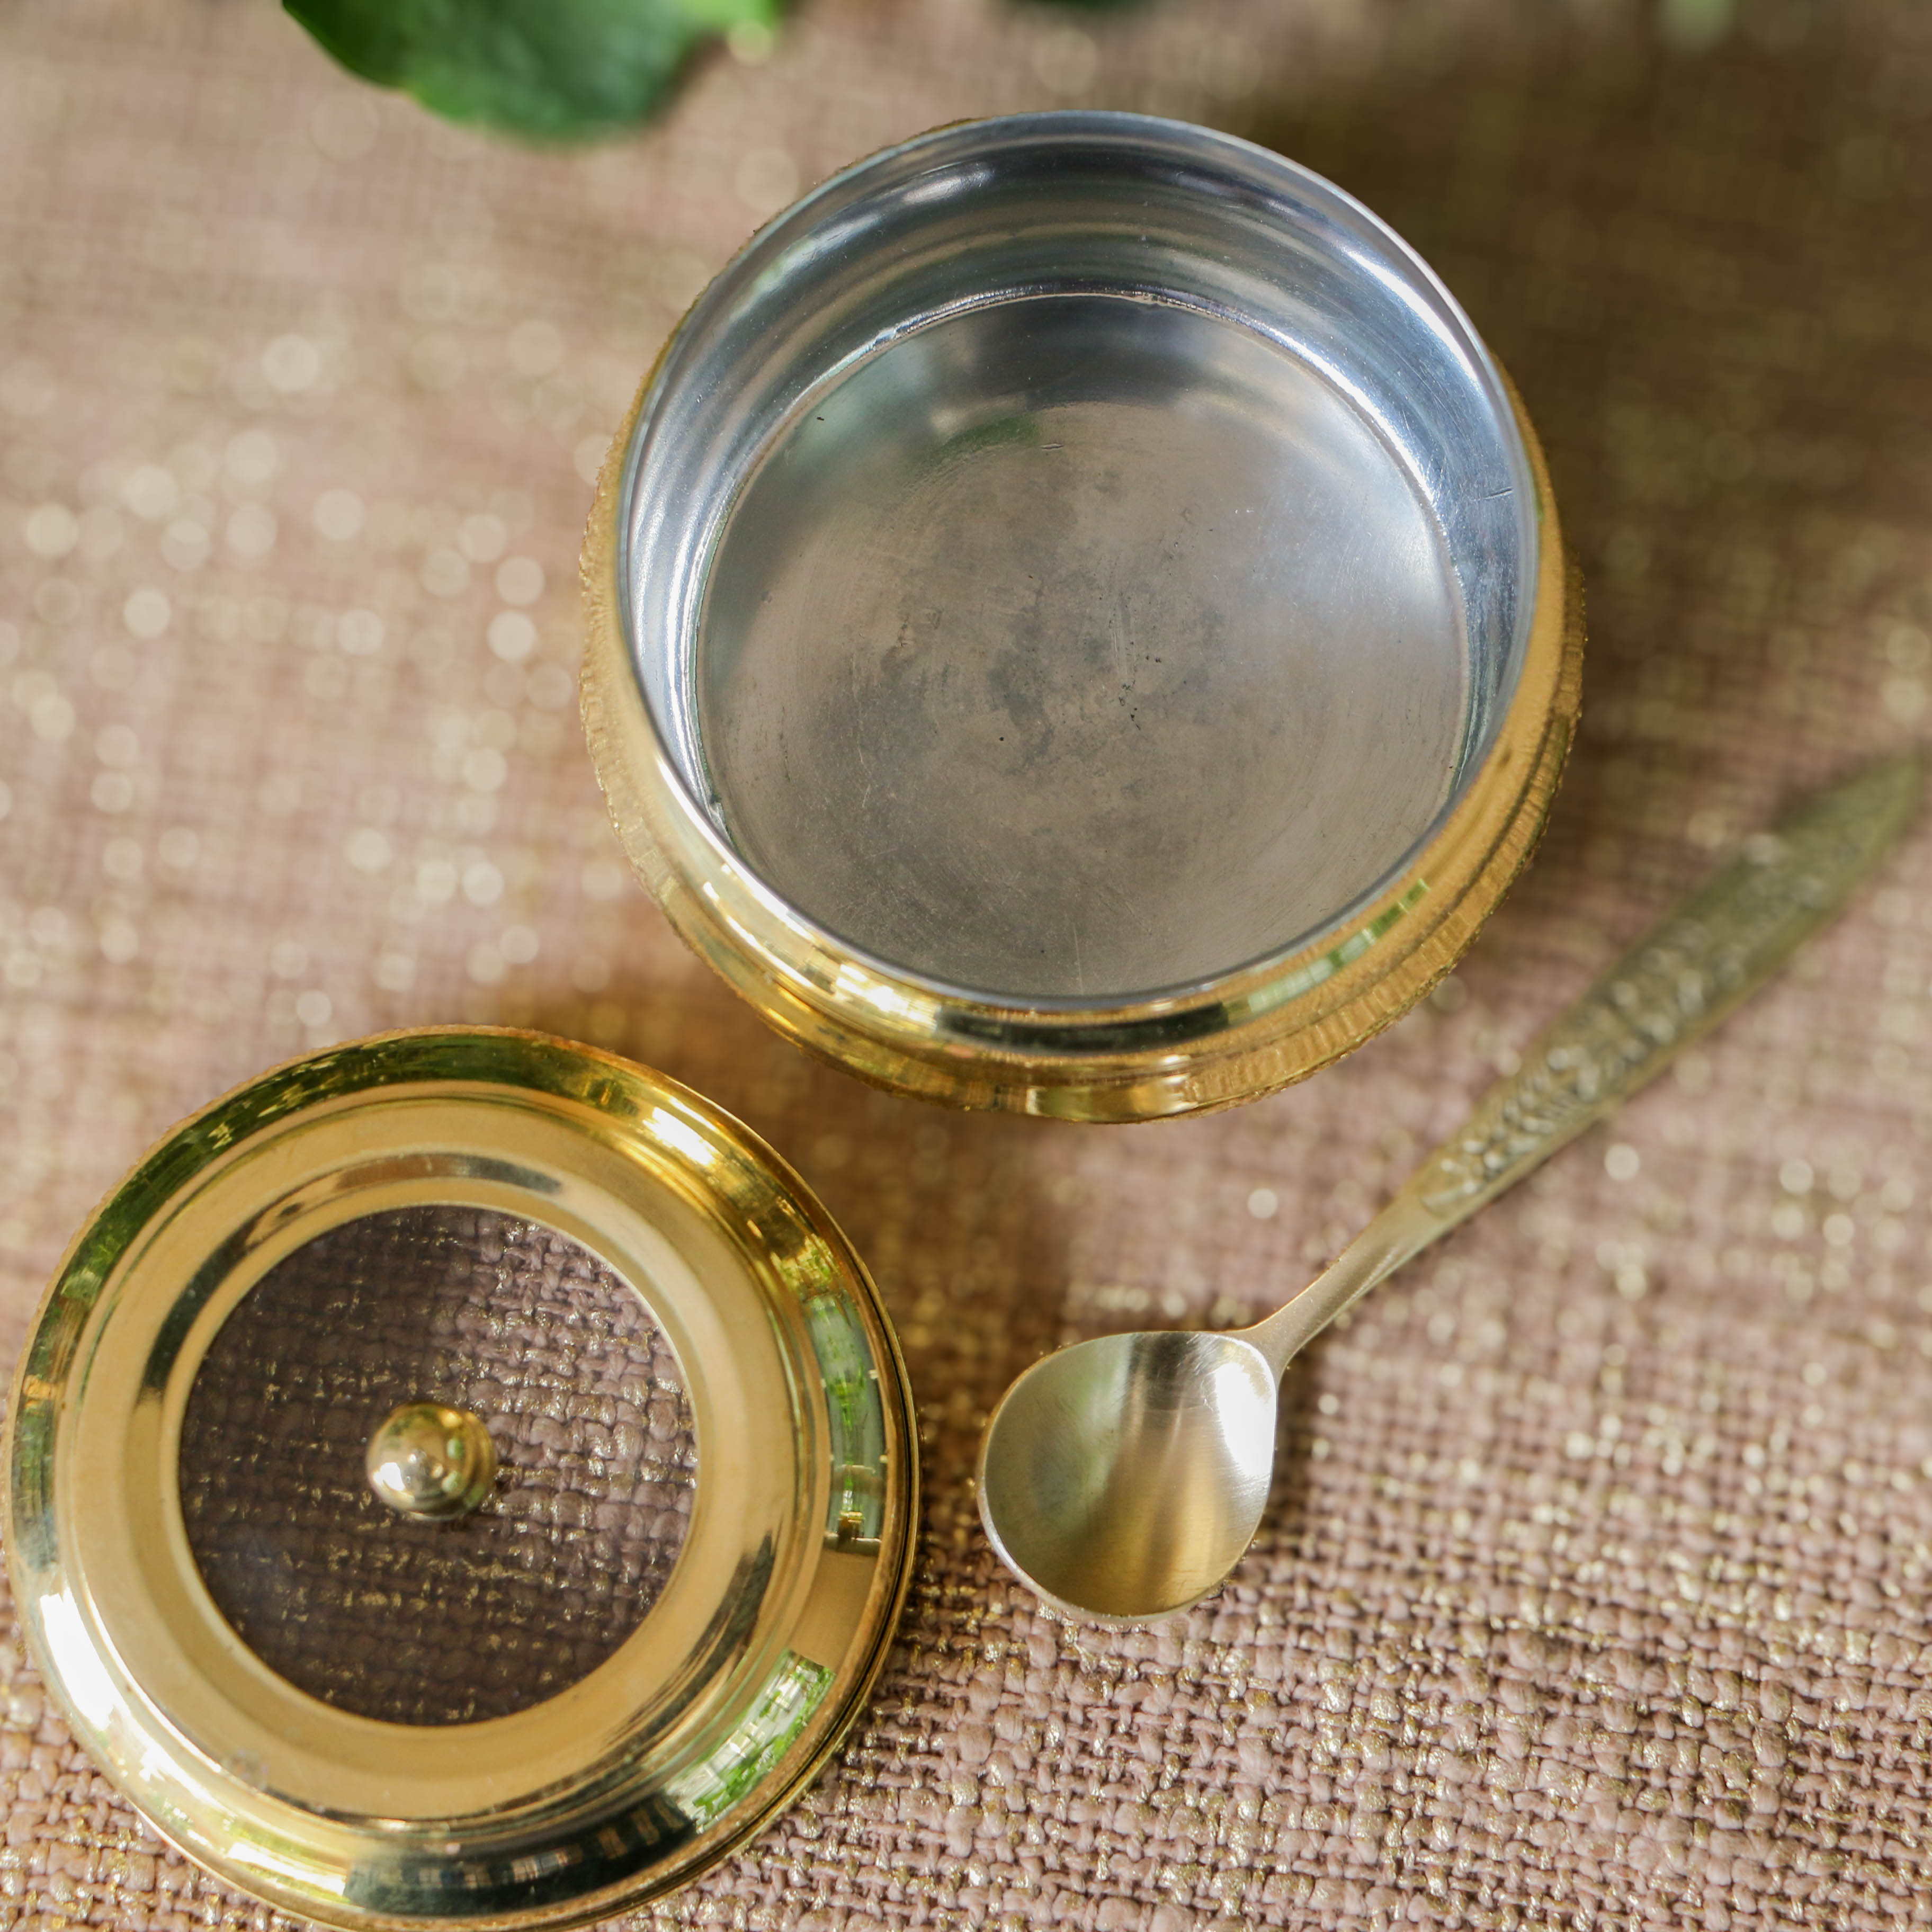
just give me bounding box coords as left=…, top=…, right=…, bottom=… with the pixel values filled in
left=3, top=1030, right=917, bottom=1931
left=583, top=112, right=1582, bottom=1119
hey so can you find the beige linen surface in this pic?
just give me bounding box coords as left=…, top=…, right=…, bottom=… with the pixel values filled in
left=4, top=0, right=1932, bottom=1926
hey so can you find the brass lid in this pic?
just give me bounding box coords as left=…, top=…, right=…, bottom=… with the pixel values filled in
left=3, top=1028, right=917, bottom=1929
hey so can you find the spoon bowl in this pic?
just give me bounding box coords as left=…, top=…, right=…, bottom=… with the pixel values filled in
left=978, top=1331, right=1277, bottom=1622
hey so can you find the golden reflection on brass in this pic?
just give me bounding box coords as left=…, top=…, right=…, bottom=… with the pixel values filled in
left=1, top=1028, right=917, bottom=1930
left=365, top=1401, right=498, bottom=1519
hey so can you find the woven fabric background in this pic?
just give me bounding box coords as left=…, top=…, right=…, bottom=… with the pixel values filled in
left=3, top=0, right=1932, bottom=1926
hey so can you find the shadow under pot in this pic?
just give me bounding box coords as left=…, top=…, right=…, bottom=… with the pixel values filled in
left=583, top=109, right=1582, bottom=1122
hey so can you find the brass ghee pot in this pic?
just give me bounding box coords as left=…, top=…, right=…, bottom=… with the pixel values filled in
left=583, top=113, right=1582, bottom=1122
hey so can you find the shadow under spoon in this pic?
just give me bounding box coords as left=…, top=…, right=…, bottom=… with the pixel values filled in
left=977, top=754, right=1924, bottom=1623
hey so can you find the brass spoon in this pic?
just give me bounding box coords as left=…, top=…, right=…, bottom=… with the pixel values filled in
left=978, top=756, right=1922, bottom=1623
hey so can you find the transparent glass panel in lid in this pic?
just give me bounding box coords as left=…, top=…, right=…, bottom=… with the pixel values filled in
left=178, top=1204, right=697, bottom=1727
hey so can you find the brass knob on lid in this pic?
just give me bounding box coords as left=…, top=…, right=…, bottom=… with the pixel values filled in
left=365, top=1401, right=497, bottom=1519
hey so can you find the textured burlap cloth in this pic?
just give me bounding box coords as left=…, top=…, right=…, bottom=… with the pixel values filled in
left=3, top=0, right=1931, bottom=1925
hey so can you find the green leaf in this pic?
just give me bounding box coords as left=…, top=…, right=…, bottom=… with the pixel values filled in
left=285, top=0, right=784, bottom=142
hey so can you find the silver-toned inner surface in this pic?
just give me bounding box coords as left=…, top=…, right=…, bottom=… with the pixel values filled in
left=622, top=114, right=1536, bottom=1004
left=699, top=294, right=1465, bottom=998
left=178, top=1205, right=697, bottom=1727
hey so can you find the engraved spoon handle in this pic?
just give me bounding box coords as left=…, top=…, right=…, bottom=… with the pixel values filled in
left=1251, top=753, right=1924, bottom=1376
